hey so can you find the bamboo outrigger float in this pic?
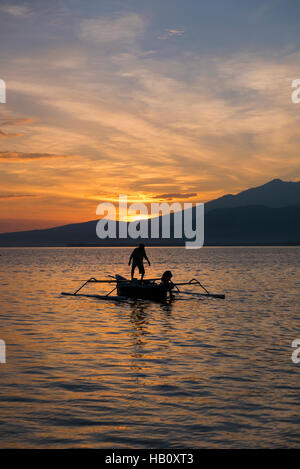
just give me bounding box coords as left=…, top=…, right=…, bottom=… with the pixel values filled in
left=61, top=272, right=225, bottom=303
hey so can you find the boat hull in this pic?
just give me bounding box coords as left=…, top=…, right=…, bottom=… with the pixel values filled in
left=117, top=280, right=168, bottom=302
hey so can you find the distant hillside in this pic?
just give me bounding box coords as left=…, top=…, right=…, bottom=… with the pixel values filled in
left=0, top=178, right=299, bottom=246
left=0, top=204, right=299, bottom=246
left=205, top=205, right=300, bottom=245
left=206, top=179, right=300, bottom=211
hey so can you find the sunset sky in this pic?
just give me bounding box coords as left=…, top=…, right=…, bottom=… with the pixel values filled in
left=0, top=0, right=300, bottom=232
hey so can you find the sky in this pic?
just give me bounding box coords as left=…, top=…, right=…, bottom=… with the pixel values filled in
left=0, top=0, right=300, bottom=232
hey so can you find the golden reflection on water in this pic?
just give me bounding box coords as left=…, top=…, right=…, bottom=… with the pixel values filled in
left=0, top=247, right=300, bottom=448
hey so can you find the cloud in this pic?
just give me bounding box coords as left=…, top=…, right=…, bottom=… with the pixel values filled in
left=158, top=29, right=185, bottom=40
left=0, top=152, right=75, bottom=161
left=0, top=193, right=38, bottom=199
left=0, top=117, right=35, bottom=139
left=79, top=13, right=145, bottom=45
left=2, top=23, right=300, bottom=218
left=7, top=47, right=300, bottom=199
left=168, top=29, right=185, bottom=36
left=157, top=193, right=197, bottom=200
left=0, top=118, right=35, bottom=126
left=0, top=129, right=22, bottom=138
left=0, top=4, right=32, bottom=18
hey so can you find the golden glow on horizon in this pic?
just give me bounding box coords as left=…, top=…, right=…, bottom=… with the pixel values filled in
left=119, top=213, right=151, bottom=222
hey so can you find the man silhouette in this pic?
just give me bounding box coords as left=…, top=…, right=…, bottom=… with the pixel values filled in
left=128, top=243, right=151, bottom=281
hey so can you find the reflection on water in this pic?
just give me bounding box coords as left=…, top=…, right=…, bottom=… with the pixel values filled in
left=130, top=303, right=151, bottom=373
left=0, top=247, right=300, bottom=448
left=129, top=301, right=174, bottom=379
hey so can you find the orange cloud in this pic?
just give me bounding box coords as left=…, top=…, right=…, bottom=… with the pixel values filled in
left=0, top=193, right=38, bottom=199
left=0, top=118, right=35, bottom=126
left=157, top=193, right=198, bottom=200
left=0, top=130, right=22, bottom=138
left=0, top=151, right=75, bottom=161
left=0, top=117, right=35, bottom=139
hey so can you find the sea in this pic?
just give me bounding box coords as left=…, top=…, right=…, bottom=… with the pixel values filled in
left=0, top=246, right=299, bottom=448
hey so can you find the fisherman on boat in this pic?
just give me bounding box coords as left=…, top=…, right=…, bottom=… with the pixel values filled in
left=128, top=243, right=151, bottom=281
left=160, top=270, right=175, bottom=299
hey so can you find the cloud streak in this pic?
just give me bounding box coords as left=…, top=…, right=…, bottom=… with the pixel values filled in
left=0, top=130, right=22, bottom=138
left=0, top=118, right=35, bottom=126
left=0, top=117, right=35, bottom=139
left=0, top=4, right=32, bottom=18
left=158, top=29, right=185, bottom=39
left=0, top=193, right=38, bottom=199
left=79, top=14, right=145, bottom=46
left=157, top=193, right=197, bottom=200
left=0, top=152, right=76, bottom=161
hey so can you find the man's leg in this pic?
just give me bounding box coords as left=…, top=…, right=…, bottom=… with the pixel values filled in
left=131, top=263, right=136, bottom=280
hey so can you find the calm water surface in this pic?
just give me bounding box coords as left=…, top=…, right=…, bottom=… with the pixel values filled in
left=0, top=247, right=299, bottom=448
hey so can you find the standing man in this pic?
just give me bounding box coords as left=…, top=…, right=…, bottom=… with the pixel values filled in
left=128, top=243, right=151, bottom=281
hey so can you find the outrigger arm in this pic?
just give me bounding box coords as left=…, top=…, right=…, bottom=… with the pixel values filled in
left=61, top=276, right=225, bottom=302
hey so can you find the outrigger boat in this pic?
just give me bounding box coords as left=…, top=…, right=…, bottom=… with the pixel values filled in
left=61, top=272, right=225, bottom=303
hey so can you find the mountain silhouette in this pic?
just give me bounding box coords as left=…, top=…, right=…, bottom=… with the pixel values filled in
left=205, top=178, right=300, bottom=211
left=0, top=179, right=299, bottom=246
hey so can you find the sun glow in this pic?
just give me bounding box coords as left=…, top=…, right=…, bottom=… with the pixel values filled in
left=121, top=213, right=152, bottom=223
